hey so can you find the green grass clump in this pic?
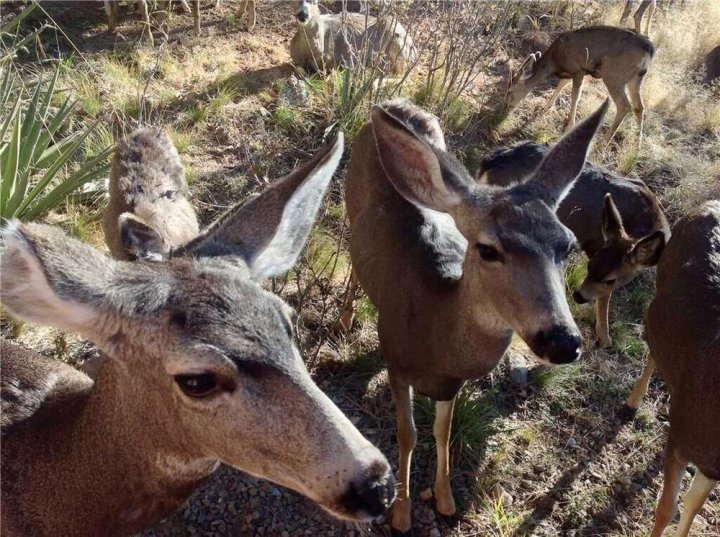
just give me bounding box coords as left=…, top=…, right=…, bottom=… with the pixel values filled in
left=354, top=297, right=377, bottom=325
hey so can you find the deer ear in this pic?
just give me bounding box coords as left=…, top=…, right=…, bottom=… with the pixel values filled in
left=601, top=194, right=626, bottom=242
left=630, top=230, right=665, bottom=267
left=519, top=52, right=540, bottom=81
left=370, top=106, right=467, bottom=212
left=181, top=133, right=344, bottom=280
left=529, top=99, right=609, bottom=207
left=119, top=213, right=167, bottom=261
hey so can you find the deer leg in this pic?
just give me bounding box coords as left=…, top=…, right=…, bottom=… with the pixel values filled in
left=433, top=397, right=456, bottom=517
left=651, top=447, right=686, bottom=537
left=644, top=0, right=656, bottom=35
left=139, top=0, right=154, bottom=46
left=594, top=293, right=612, bottom=348
left=543, top=78, right=571, bottom=113
left=566, top=74, right=585, bottom=130
left=620, top=0, right=634, bottom=25
left=105, top=1, right=118, bottom=31
left=627, top=74, right=646, bottom=149
left=389, top=376, right=417, bottom=534
left=246, top=0, right=256, bottom=31
left=625, top=352, right=655, bottom=409
left=337, top=270, right=359, bottom=332
left=634, top=0, right=654, bottom=33
left=675, top=470, right=717, bottom=537
left=602, top=82, right=631, bottom=147
left=192, top=0, right=201, bottom=36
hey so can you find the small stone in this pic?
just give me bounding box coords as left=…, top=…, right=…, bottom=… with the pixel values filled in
left=429, top=529, right=442, bottom=537
left=278, top=75, right=309, bottom=108
left=490, top=483, right=514, bottom=507
left=506, top=352, right=529, bottom=385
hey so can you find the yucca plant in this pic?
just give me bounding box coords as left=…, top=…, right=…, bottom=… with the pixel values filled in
left=0, top=63, right=112, bottom=221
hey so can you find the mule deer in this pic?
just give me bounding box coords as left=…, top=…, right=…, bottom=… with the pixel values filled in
left=0, top=133, right=396, bottom=536
left=624, top=201, right=719, bottom=536
left=342, top=99, right=609, bottom=532
left=289, top=0, right=417, bottom=75
left=507, top=26, right=654, bottom=147
left=102, top=127, right=199, bottom=262
left=619, top=0, right=656, bottom=35
left=104, top=1, right=217, bottom=43
left=476, top=141, right=669, bottom=348
left=704, top=45, right=720, bottom=85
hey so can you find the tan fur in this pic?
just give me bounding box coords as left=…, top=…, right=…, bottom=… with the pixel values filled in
left=0, top=134, right=395, bottom=536
left=626, top=201, right=720, bottom=536
left=342, top=99, right=609, bottom=531
left=507, top=26, right=655, bottom=147
left=103, top=127, right=199, bottom=261
left=289, top=0, right=416, bottom=75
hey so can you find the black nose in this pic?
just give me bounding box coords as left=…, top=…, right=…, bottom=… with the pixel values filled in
left=532, top=325, right=582, bottom=364
left=572, top=290, right=588, bottom=304
left=296, top=10, right=308, bottom=22
left=340, top=461, right=396, bottom=518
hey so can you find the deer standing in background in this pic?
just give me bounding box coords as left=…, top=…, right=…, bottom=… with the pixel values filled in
left=507, top=26, right=654, bottom=148
left=619, top=0, right=656, bottom=35
left=0, top=134, right=396, bottom=536
left=624, top=201, right=719, bottom=537
left=342, top=99, right=609, bottom=532
left=289, top=0, right=417, bottom=75
left=476, top=141, right=668, bottom=347
left=103, top=128, right=199, bottom=262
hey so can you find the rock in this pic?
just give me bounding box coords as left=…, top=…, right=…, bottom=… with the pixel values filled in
left=506, top=352, right=530, bottom=386
left=279, top=75, right=309, bottom=108
left=429, top=528, right=442, bottom=537
left=490, top=483, right=514, bottom=508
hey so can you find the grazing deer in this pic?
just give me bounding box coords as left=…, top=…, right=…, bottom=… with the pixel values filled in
left=289, top=0, right=417, bottom=75
left=0, top=134, right=396, bottom=536
left=102, top=127, right=199, bottom=262
left=343, top=99, right=609, bottom=532
left=476, top=141, right=669, bottom=348
left=619, top=0, right=656, bottom=35
left=507, top=26, right=654, bottom=147
left=624, top=201, right=719, bottom=537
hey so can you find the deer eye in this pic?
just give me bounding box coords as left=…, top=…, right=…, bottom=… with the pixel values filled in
left=175, top=373, right=218, bottom=398
left=477, top=244, right=503, bottom=263
left=603, top=278, right=617, bottom=286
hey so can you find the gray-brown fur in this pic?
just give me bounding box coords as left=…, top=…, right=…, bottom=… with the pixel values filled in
left=619, top=0, right=656, bottom=35
left=289, top=0, right=416, bottom=75
left=343, top=99, right=609, bottom=532
left=103, top=127, right=199, bottom=261
left=0, top=134, right=395, bottom=536
left=477, top=141, right=669, bottom=346
left=636, top=201, right=720, bottom=536
left=704, top=45, right=720, bottom=85
left=507, top=26, right=654, bottom=146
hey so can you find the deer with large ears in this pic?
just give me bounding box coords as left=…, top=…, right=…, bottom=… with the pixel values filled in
left=624, top=201, right=719, bottom=537
left=103, top=127, right=200, bottom=262
left=341, top=98, right=608, bottom=532
left=506, top=26, right=654, bottom=148
left=0, top=133, right=396, bottom=537
left=476, top=140, right=669, bottom=347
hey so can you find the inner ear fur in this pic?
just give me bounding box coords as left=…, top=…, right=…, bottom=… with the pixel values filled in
left=631, top=230, right=666, bottom=267
left=602, top=194, right=626, bottom=242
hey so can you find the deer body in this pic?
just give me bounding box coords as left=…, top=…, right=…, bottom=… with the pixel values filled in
left=289, top=0, right=415, bottom=75
left=0, top=134, right=395, bottom=536
left=508, top=26, right=654, bottom=147
left=619, top=0, right=656, bottom=35
left=103, top=128, right=199, bottom=261
left=477, top=141, right=668, bottom=347
left=345, top=99, right=609, bottom=531
left=628, top=201, right=720, bottom=536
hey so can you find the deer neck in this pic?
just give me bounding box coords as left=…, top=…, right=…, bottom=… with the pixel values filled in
left=37, top=355, right=217, bottom=532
